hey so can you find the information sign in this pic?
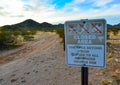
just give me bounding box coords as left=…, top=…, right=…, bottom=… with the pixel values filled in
left=64, top=19, right=106, bottom=68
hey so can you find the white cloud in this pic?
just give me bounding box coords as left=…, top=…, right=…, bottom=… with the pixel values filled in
left=72, top=0, right=85, bottom=4
left=0, top=0, right=58, bottom=25
left=0, top=0, right=120, bottom=26
left=0, top=0, right=25, bottom=25
left=0, top=0, right=24, bottom=16
left=53, top=1, right=120, bottom=24
left=91, top=0, right=114, bottom=6
left=62, top=0, right=85, bottom=11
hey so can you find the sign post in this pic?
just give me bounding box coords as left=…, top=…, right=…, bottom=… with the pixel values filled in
left=64, top=19, right=106, bottom=85
left=81, top=67, right=88, bottom=85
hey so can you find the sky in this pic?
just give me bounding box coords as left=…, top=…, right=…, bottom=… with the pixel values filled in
left=0, top=0, right=120, bottom=26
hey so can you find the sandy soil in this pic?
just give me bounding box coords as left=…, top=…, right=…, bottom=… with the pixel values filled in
left=0, top=32, right=82, bottom=85
left=0, top=32, right=120, bottom=85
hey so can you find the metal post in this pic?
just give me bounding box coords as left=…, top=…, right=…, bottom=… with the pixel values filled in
left=81, top=67, right=88, bottom=85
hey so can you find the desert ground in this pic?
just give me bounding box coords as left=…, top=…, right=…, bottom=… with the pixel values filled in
left=0, top=32, right=120, bottom=85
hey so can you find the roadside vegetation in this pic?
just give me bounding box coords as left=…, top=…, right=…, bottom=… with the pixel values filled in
left=0, top=26, right=119, bottom=50
left=99, top=28, right=120, bottom=85
left=107, top=28, right=120, bottom=39
left=0, top=28, right=36, bottom=50
left=107, top=28, right=120, bottom=35
left=0, top=27, right=64, bottom=50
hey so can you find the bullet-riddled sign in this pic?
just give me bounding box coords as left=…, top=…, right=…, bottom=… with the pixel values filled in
left=64, top=19, right=106, bottom=68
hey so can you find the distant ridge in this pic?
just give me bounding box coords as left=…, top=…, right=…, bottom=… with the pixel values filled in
left=1, top=19, right=120, bottom=29
left=112, top=23, right=120, bottom=28
left=1, top=19, right=63, bottom=29
left=19, top=19, right=41, bottom=28
left=107, top=24, right=112, bottom=28
left=107, top=23, right=120, bottom=28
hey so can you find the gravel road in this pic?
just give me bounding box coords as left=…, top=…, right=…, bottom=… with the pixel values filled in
left=0, top=32, right=82, bottom=85
left=1, top=32, right=119, bottom=85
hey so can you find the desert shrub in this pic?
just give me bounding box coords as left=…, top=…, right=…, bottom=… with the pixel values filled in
left=14, top=35, right=25, bottom=45
left=30, top=30, right=37, bottom=35
left=0, top=27, right=65, bottom=50
left=116, top=77, right=120, bottom=85
left=0, top=30, right=26, bottom=50
left=0, top=31, right=14, bottom=46
left=101, top=79, right=112, bottom=85
left=55, top=28, right=64, bottom=39
left=108, top=28, right=120, bottom=35
left=13, top=30, right=22, bottom=35
left=21, top=30, right=31, bottom=35
left=24, top=35, right=34, bottom=41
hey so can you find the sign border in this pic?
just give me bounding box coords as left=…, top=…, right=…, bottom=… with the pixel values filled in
left=64, top=19, right=107, bottom=68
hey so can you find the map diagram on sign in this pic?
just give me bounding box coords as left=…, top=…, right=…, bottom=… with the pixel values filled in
left=67, top=22, right=104, bottom=35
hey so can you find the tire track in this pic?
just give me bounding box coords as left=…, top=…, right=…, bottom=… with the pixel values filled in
left=0, top=33, right=58, bottom=65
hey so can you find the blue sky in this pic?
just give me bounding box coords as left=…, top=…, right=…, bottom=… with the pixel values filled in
left=0, top=0, right=120, bottom=26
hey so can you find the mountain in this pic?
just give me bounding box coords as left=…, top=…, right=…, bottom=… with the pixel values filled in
left=112, top=23, right=120, bottom=28
left=17, top=19, right=41, bottom=28
left=1, top=19, right=63, bottom=30
left=1, top=19, right=120, bottom=29
left=107, top=24, right=112, bottom=28
left=2, top=19, right=41, bottom=29
left=107, top=23, right=120, bottom=28
left=40, top=22, right=52, bottom=28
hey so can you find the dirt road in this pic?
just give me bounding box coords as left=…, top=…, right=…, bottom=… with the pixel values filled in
left=0, top=32, right=120, bottom=85
left=0, top=32, right=82, bottom=85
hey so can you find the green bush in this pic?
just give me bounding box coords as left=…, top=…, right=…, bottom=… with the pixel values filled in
left=0, top=31, right=25, bottom=47
left=24, top=35, right=34, bottom=41
left=0, top=31, right=14, bottom=45
left=14, top=35, right=25, bottom=45
left=101, top=79, right=112, bottom=85
left=55, top=28, right=64, bottom=41
left=116, top=77, right=120, bottom=85
left=0, top=30, right=26, bottom=50
left=108, top=28, right=120, bottom=35
left=0, top=27, right=65, bottom=50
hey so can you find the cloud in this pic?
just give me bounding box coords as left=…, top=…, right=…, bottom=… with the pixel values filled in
left=0, top=0, right=59, bottom=25
left=0, top=6, right=4, bottom=10
left=51, top=0, right=120, bottom=25
left=97, top=3, right=120, bottom=15
left=23, top=4, right=34, bottom=11
left=10, top=15, right=24, bottom=17
left=90, top=0, right=114, bottom=7
left=0, top=0, right=25, bottom=17
left=0, top=0, right=120, bottom=26
left=72, top=0, right=85, bottom=4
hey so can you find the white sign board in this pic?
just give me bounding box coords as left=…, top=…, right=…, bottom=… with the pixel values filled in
left=64, top=19, right=106, bottom=68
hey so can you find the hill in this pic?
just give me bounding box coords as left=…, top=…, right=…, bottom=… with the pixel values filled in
left=107, top=23, right=120, bottom=28
left=112, top=23, right=120, bottom=28
left=1, top=19, right=120, bottom=29
left=107, top=24, right=112, bottom=28
left=1, top=19, right=64, bottom=30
